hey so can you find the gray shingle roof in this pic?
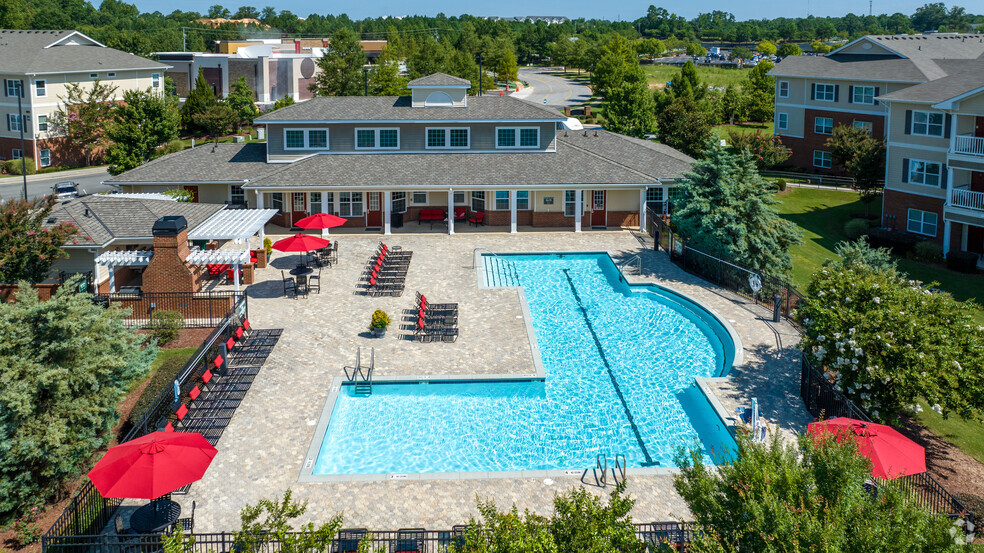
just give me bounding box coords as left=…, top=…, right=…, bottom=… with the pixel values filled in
left=863, top=34, right=984, bottom=60
left=769, top=55, right=930, bottom=82
left=105, top=143, right=276, bottom=185
left=0, top=29, right=168, bottom=74
left=246, top=130, right=690, bottom=189
left=48, top=196, right=225, bottom=248
left=877, top=61, right=984, bottom=102
left=407, top=72, right=471, bottom=87
left=254, top=95, right=565, bottom=122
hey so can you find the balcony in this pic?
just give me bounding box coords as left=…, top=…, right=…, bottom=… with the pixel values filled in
left=950, top=186, right=984, bottom=212
left=953, top=133, right=984, bottom=157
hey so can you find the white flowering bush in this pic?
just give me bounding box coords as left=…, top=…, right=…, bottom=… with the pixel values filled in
left=797, top=261, right=984, bottom=423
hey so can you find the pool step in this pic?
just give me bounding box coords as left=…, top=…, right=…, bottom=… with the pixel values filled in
left=354, top=382, right=372, bottom=396
left=486, top=257, right=522, bottom=287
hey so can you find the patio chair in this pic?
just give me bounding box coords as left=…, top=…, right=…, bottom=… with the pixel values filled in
left=454, top=207, right=467, bottom=221
left=308, top=269, right=322, bottom=294
left=281, top=271, right=296, bottom=298
left=177, top=501, right=195, bottom=532
left=331, top=241, right=339, bottom=264
left=115, top=514, right=135, bottom=536
left=295, top=275, right=309, bottom=298
left=468, top=211, right=485, bottom=226
left=332, top=528, right=367, bottom=553
left=393, top=528, right=425, bottom=553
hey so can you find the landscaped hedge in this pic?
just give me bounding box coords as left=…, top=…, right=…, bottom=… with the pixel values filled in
left=946, top=251, right=980, bottom=274
left=862, top=227, right=920, bottom=256
left=127, top=356, right=187, bottom=428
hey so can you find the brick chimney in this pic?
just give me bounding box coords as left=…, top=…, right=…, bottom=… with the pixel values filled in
left=143, top=216, right=198, bottom=293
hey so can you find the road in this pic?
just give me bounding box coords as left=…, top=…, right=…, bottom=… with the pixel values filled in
left=517, top=68, right=592, bottom=108
left=0, top=167, right=114, bottom=201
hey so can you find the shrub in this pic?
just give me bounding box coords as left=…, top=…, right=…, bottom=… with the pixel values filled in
left=912, top=240, right=943, bottom=264
left=844, top=218, right=870, bottom=240
left=263, top=237, right=273, bottom=256
left=128, top=355, right=187, bottom=428
left=163, top=140, right=184, bottom=155
left=149, top=310, right=184, bottom=345
left=726, top=130, right=791, bottom=169
left=369, top=309, right=390, bottom=329
left=863, top=227, right=919, bottom=256
left=776, top=179, right=787, bottom=192
left=947, top=251, right=980, bottom=274
left=4, top=157, right=36, bottom=175
left=13, top=507, right=42, bottom=545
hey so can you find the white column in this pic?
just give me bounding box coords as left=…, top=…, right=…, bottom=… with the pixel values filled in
left=233, top=263, right=241, bottom=292
left=574, top=190, right=582, bottom=233
left=943, top=220, right=952, bottom=258
left=639, top=187, right=647, bottom=232
left=383, top=191, right=392, bottom=236
left=256, top=193, right=265, bottom=241
left=510, top=190, right=518, bottom=234
left=320, top=191, right=331, bottom=236
left=946, top=167, right=955, bottom=207
left=108, top=266, right=116, bottom=294
left=448, top=187, right=455, bottom=235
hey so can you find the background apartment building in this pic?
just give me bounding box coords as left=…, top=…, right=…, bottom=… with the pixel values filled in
left=0, top=29, right=169, bottom=167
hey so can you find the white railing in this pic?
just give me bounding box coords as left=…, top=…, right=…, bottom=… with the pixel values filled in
left=951, top=187, right=984, bottom=211
left=953, top=133, right=984, bottom=157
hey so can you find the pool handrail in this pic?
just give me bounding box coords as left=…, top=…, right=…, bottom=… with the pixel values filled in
left=617, top=255, right=642, bottom=282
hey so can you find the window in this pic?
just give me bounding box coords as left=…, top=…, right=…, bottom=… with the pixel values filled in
left=11, top=149, right=22, bottom=159
left=852, top=120, right=873, bottom=135
left=284, top=128, right=328, bottom=150
left=907, top=208, right=937, bottom=237
left=339, top=192, right=363, bottom=217
left=426, top=127, right=469, bottom=149
left=355, top=128, right=399, bottom=149
left=152, top=73, right=160, bottom=88
left=814, top=117, right=833, bottom=135
left=471, top=191, right=485, bottom=212
left=495, top=191, right=509, bottom=210
left=668, top=187, right=687, bottom=201
left=516, top=191, right=529, bottom=210
left=89, top=73, right=98, bottom=79
left=852, top=85, right=874, bottom=104
left=230, top=184, right=245, bottom=204
left=911, top=111, right=944, bottom=137
left=646, top=188, right=664, bottom=202
left=36, top=114, right=47, bottom=133
left=39, top=149, right=51, bottom=167
left=367, top=192, right=380, bottom=211
left=564, top=190, right=581, bottom=217
left=593, top=190, right=605, bottom=209
left=292, top=192, right=306, bottom=211
left=324, top=192, right=334, bottom=212
left=7, top=114, right=22, bottom=132
left=5, top=79, right=20, bottom=97
left=411, top=191, right=428, bottom=205
left=496, top=127, right=539, bottom=149
left=777, top=113, right=788, bottom=130
left=391, top=191, right=407, bottom=213
left=814, top=83, right=836, bottom=102
left=453, top=191, right=466, bottom=205
left=813, top=150, right=832, bottom=168
left=778, top=81, right=789, bottom=97
left=309, top=192, right=321, bottom=214
left=271, top=193, right=283, bottom=212
left=35, top=79, right=46, bottom=97
left=908, top=159, right=942, bottom=187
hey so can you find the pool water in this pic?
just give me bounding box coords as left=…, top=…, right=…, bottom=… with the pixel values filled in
left=313, top=253, right=736, bottom=475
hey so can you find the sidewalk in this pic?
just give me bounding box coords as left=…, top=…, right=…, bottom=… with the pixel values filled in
left=0, top=165, right=108, bottom=182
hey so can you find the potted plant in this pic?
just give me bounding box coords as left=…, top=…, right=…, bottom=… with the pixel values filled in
left=369, top=309, right=390, bottom=337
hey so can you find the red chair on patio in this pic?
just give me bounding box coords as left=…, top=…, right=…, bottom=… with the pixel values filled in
left=454, top=207, right=467, bottom=221
left=468, top=211, right=485, bottom=227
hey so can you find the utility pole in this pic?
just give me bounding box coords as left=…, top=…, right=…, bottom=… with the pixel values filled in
left=182, top=28, right=186, bottom=52
left=363, top=67, right=369, bottom=96
left=16, top=80, right=27, bottom=201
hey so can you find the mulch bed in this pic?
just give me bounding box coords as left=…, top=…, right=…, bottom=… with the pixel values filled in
left=899, top=417, right=984, bottom=508
left=138, top=327, right=212, bottom=350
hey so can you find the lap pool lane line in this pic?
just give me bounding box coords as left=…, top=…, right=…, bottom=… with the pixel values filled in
left=561, top=268, right=658, bottom=467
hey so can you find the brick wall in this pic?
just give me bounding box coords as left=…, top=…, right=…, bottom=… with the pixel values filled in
left=0, top=136, right=100, bottom=168
left=228, top=60, right=256, bottom=97
left=0, top=283, right=59, bottom=302
left=202, top=67, right=222, bottom=95
left=143, top=227, right=198, bottom=293
left=779, top=109, right=885, bottom=175
left=169, top=71, right=191, bottom=97
left=111, top=295, right=234, bottom=322
left=882, top=188, right=945, bottom=246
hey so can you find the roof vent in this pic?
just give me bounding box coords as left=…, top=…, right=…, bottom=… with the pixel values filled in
left=152, top=216, right=187, bottom=236
left=46, top=217, right=56, bottom=224
left=593, top=130, right=598, bottom=137
left=84, top=207, right=90, bottom=217
left=583, top=130, right=588, bottom=137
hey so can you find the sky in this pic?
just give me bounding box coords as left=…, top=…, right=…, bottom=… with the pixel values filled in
left=133, top=0, right=936, bottom=22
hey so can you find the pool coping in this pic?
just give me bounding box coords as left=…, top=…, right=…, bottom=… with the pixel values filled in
left=296, top=250, right=741, bottom=483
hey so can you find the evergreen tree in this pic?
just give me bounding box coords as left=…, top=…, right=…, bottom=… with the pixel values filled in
left=225, top=75, right=259, bottom=130
left=668, top=60, right=705, bottom=100
left=310, top=27, right=366, bottom=96
left=656, top=96, right=713, bottom=158
left=180, top=69, right=218, bottom=134
left=495, top=49, right=519, bottom=84
left=826, top=124, right=887, bottom=216
left=106, top=89, right=180, bottom=175
left=368, top=55, right=409, bottom=96
left=603, top=81, right=656, bottom=138
left=743, top=61, right=775, bottom=122
left=591, top=34, right=645, bottom=97
left=406, top=36, right=449, bottom=80
left=672, top=142, right=802, bottom=276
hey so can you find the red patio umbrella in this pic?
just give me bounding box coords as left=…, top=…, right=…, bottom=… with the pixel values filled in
left=294, top=213, right=347, bottom=234
left=807, top=417, right=926, bottom=479
left=88, top=432, right=218, bottom=499
left=272, top=234, right=331, bottom=266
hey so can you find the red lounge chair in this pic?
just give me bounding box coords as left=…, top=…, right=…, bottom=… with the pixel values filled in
left=468, top=211, right=485, bottom=226
left=454, top=207, right=467, bottom=221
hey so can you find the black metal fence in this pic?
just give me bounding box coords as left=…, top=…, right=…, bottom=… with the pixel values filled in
left=93, top=291, right=243, bottom=328
left=43, top=482, right=122, bottom=543
left=58, top=271, right=94, bottom=294
left=645, top=208, right=805, bottom=322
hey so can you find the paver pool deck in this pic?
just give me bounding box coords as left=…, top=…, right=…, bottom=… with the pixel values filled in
left=174, top=230, right=811, bottom=531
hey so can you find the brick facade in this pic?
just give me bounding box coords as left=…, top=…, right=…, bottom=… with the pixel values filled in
left=1, top=133, right=100, bottom=168
left=779, top=109, right=885, bottom=175
left=143, top=227, right=200, bottom=293
left=882, top=188, right=945, bottom=246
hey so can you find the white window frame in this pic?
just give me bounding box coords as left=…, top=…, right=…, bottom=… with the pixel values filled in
left=5, top=79, right=19, bottom=97
left=37, top=114, right=48, bottom=133
left=89, top=73, right=98, bottom=79
left=230, top=184, right=245, bottom=204
left=339, top=192, right=364, bottom=217
left=410, top=191, right=428, bottom=205
left=777, top=112, right=788, bottom=130
left=516, top=190, right=530, bottom=210
left=813, top=150, right=832, bottom=168
left=471, top=191, right=485, bottom=212
left=908, top=159, right=942, bottom=187
left=907, top=208, right=938, bottom=237
left=646, top=187, right=663, bottom=202
left=309, top=191, right=322, bottom=214
left=12, top=148, right=22, bottom=159
left=494, top=191, right=509, bottom=210
left=453, top=191, right=467, bottom=205
left=425, top=127, right=470, bottom=149
left=814, top=83, right=836, bottom=102
left=291, top=192, right=306, bottom=211
left=778, top=80, right=789, bottom=98
left=852, top=120, right=873, bottom=135
left=391, top=191, right=407, bottom=213
left=270, top=192, right=283, bottom=212
left=852, top=85, right=874, bottom=105
left=34, top=79, right=46, bottom=97
left=911, top=110, right=944, bottom=137
left=355, top=127, right=400, bottom=150
left=814, top=116, right=833, bottom=135
left=8, top=114, right=22, bottom=132
left=495, top=126, right=540, bottom=149
left=564, top=190, right=583, bottom=217
left=39, top=148, right=51, bottom=167
left=107, top=72, right=116, bottom=78
left=283, top=128, right=329, bottom=150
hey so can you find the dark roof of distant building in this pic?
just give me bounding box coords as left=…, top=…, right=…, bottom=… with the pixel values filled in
left=0, top=29, right=168, bottom=74
left=877, top=61, right=984, bottom=102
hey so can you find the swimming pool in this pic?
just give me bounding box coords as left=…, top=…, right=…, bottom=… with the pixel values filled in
left=310, top=253, right=737, bottom=476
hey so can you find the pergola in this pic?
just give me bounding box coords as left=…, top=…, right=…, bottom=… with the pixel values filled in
left=186, top=249, right=251, bottom=291
left=188, top=209, right=278, bottom=243
left=94, top=250, right=154, bottom=293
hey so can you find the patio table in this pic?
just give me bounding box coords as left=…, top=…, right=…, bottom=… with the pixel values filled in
left=130, top=500, right=181, bottom=534
left=289, top=266, right=313, bottom=276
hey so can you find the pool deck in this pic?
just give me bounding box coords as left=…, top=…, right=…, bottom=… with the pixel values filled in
left=167, top=230, right=811, bottom=531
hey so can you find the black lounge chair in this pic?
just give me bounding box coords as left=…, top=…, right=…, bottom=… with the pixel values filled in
left=393, top=528, right=425, bottom=553
left=332, top=528, right=367, bottom=553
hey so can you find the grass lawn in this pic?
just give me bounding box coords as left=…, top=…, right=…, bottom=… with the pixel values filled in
left=642, top=64, right=750, bottom=88
left=145, top=347, right=196, bottom=381
left=916, top=401, right=984, bottom=465
left=713, top=122, right=772, bottom=140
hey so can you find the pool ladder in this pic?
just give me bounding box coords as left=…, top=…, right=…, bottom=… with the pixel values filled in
left=351, top=347, right=374, bottom=396
left=618, top=255, right=642, bottom=282
left=595, top=453, right=627, bottom=488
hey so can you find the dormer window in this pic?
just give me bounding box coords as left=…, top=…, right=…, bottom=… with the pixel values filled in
left=356, top=128, right=399, bottom=150
left=496, top=127, right=539, bottom=149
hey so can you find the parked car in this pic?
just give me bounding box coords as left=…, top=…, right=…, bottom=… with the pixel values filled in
left=53, top=181, right=81, bottom=200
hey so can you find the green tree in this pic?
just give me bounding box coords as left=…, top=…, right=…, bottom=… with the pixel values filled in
left=180, top=69, right=218, bottom=134
left=603, top=81, right=656, bottom=138
left=234, top=489, right=343, bottom=553
left=675, top=430, right=965, bottom=552
left=207, top=4, right=229, bottom=18
left=271, top=95, right=295, bottom=111
left=826, top=124, right=886, bottom=216
left=225, top=75, right=259, bottom=130
left=727, top=130, right=791, bottom=169
left=105, top=89, right=180, bottom=175
left=656, top=96, right=712, bottom=158
left=550, top=483, right=644, bottom=552
left=672, top=142, right=802, bottom=276
left=591, top=34, right=646, bottom=97
left=721, top=85, right=747, bottom=124
left=730, top=46, right=752, bottom=60
left=368, top=55, right=409, bottom=96
left=49, top=79, right=118, bottom=166
left=635, top=37, right=666, bottom=59
left=742, top=61, right=775, bottom=122
left=456, top=501, right=557, bottom=553
left=310, top=27, right=366, bottom=96
left=0, top=283, right=156, bottom=522
left=777, top=42, right=802, bottom=57
left=495, top=49, right=519, bottom=84
left=193, top=104, right=237, bottom=144
left=685, top=42, right=707, bottom=56
left=797, top=255, right=984, bottom=422
left=0, top=197, right=77, bottom=283
left=232, top=5, right=259, bottom=19
left=811, top=39, right=833, bottom=54
left=668, top=60, right=706, bottom=100
left=757, top=40, right=777, bottom=56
